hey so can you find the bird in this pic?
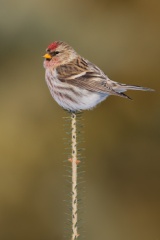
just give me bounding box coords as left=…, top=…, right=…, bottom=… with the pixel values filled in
left=43, top=41, right=153, bottom=112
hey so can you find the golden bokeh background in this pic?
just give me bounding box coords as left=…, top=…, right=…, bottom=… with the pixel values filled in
left=0, top=0, right=159, bottom=239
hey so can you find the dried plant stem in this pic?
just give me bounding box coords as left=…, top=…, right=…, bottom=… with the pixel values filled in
left=71, top=112, right=79, bottom=239
left=63, top=111, right=84, bottom=239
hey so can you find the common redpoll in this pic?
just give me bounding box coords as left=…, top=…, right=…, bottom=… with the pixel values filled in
left=43, top=41, right=153, bottom=112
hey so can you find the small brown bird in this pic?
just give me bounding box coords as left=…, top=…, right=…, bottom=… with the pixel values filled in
left=43, top=41, right=153, bottom=112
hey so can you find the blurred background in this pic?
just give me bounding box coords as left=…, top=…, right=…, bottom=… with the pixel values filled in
left=0, top=0, right=160, bottom=239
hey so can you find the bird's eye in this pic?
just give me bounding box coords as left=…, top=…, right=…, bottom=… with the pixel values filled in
left=50, top=51, right=60, bottom=57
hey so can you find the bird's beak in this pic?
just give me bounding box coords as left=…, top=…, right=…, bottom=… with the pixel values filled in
left=43, top=53, right=52, bottom=59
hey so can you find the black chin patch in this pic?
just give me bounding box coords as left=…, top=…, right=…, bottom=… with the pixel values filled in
left=46, top=58, right=51, bottom=61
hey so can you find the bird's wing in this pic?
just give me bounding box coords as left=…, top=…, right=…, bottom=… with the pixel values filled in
left=56, top=57, right=130, bottom=99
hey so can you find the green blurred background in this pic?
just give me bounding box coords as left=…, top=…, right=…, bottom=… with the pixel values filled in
left=0, top=0, right=160, bottom=239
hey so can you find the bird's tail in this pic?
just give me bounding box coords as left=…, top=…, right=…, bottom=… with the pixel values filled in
left=117, top=83, right=154, bottom=92
left=111, top=82, right=154, bottom=100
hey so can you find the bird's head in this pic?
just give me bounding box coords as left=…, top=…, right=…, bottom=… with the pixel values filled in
left=43, top=41, right=77, bottom=69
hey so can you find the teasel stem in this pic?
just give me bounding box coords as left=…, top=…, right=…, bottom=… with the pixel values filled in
left=71, top=112, right=79, bottom=239
left=63, top=111, right=85, bottom=239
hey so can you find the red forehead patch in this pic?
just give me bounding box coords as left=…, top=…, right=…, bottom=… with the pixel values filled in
left=47, top=42, right=58, bottom=50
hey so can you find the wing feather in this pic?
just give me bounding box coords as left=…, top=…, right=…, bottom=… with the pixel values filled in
left=56, top=57, right=130, bottom=99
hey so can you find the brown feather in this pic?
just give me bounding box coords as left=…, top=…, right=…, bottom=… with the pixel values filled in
left=57, top=57, right=130, bottom=99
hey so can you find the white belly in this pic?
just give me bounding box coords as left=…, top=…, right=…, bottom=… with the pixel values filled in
left=45, top=69, right=108, bottom=111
